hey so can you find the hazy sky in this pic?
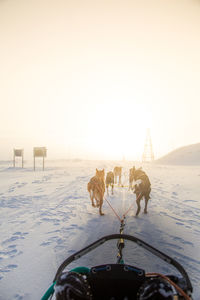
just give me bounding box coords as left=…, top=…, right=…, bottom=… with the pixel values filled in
left=0, top=0, right=200, bottom=161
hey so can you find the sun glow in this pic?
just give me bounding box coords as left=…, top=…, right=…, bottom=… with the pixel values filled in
left=65, top=100, right=153, bottom=161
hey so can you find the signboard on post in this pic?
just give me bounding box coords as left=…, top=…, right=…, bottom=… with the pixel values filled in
left=13, top=149, right=24, bottom=168
left=33, top=147, right=47, bottom=170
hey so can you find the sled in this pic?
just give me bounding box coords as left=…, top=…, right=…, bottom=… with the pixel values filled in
left=41, top=233, right=193, bottom=299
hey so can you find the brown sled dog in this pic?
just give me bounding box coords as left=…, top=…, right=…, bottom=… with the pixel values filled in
left=87, top=169, right=105, bottom=216
left=106, top=171, right=114, bottom=195
left=113, top=166, right=122, bottom=186
left=132, top=168, right=151, bottom=216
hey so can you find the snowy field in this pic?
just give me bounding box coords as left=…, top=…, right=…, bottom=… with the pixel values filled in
left=0, top=159, right=200, bottom=299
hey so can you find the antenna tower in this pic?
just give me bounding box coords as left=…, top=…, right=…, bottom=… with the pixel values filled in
left=142, top=129, right=154, bottom=162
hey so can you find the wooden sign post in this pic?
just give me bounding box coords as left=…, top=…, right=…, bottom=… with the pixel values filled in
left=13, top=149, right=24, bottom=168
left=33, top=147, right=47, bottom=171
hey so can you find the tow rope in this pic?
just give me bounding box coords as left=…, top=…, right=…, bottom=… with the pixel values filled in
left=116, top=218, right=125, bottom=263
left=104, top=192, right=142, bottom=263
left=104, top=192, right=142, bottom=222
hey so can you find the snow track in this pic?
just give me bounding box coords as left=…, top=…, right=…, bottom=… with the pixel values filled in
left=0, top=161, right=199, bottom=299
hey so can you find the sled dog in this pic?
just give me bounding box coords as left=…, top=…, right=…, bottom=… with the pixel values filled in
left=113, top=166, right=122, bottom=186
left=87, top=169, right=105, bottom=216
left=106, top=171, right=114, bottom=195
left=132, top=168, right=151, bottom=216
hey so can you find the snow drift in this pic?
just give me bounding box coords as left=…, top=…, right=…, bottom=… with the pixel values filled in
left=155, top=143, right=200, bottom=165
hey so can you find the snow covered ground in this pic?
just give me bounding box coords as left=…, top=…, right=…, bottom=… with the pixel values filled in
left=0, top=159, right=200, bottom=299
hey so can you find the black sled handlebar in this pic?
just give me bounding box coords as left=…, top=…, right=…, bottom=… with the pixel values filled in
left=53, top=233, right=193, bottom=293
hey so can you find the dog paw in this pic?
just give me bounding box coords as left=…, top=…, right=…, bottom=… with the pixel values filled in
left=100, top=213, right=105, bottom=216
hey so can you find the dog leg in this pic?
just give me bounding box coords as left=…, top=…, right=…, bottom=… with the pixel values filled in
left=106, top=185, right=109, bottom=196
left=99, top=198, right=104, bottom=216
left=111, top=184, right=114, bottom=195
left=94, top=193, right=100, bottom=207
left=96, top=199, right=100, bottom=207
left=135, top=200, right=141, bottom=216
left=144, top=193, right=150, bottom=214
left=90, top=191, right=96, bottom=207
left=135, top=193, right=143, bottom=216
left=144, top=199, right=148, bottom=214
left=119, top=175, right=121, bottom=186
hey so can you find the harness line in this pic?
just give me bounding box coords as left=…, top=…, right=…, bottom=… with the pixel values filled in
left=104, top=192, right=142, bottom=263
left=104, top=196, right=122, bottom=222
left=104, top=192, right=142, bottom=222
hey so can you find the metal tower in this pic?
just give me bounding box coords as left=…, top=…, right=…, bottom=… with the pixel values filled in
left=142, top=129, right=154, bottom=162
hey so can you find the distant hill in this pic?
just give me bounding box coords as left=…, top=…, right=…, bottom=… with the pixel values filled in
left=155, top=143, right=200, bottom=165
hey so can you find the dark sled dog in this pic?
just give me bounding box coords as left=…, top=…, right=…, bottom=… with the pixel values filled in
left=87, top=169, right=105, bottom=216
left=132, top=168, right=151, bottom=216
left=113, top=166, right=122, bottom=186
left=106, top=171, right=114, bottom=195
